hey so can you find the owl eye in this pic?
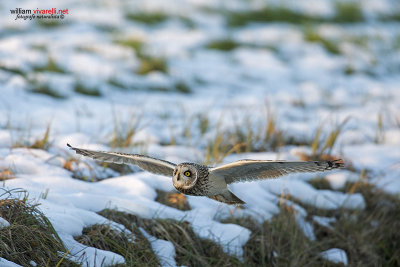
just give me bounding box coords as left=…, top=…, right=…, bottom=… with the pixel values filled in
left=184, top=171, right=191, bottom=177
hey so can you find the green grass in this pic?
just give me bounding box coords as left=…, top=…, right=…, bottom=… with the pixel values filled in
left=30, top=84, right=66, bottom=99
left=174, top=81, right=191, bottom=94
left=304, top=117, right=350, bottom=161
left=109, top=110, right=143, bottom=149
left=206, top=39, right=240, bottom=51
left=304, top=28, right=341, bottom=54
left=375, top=112, right=384, bottom=144
left=74, top=82, right=102, bottom=97
left=115, top=38, right=169, bottom=75
left=125, top=11, right=194, bottom=27
left=101, top=211, right=241, bottom=266
left=114, top=38, right=144, bottom=55
left=322, top=181, right=400, bottom=265
left=344, top=64, right=356, bottom=75
left=126, top=12, right=169, bottom=25
left=225, top=180, right=400, bottom=266
left=33, top=57, right=66, bottom=73
left=197, top=113, right=209, bottom=135
left=204, top=130, right=245, bottom=165
left=142, top=81, right=191, bottom=94
left=238, top=208, right=330, bottom=266
left=333, top=1, right=364, bottom=23
left=137, top=56, right=168, bottom=75
left=0, top=194, right=76, bottom=266
left=307, top=176, right=333, bottom=190
left=37, top=19, right=62, bottom=28
left=226, top=2, right=365, bottom=27
left=108, top=78, right=129, bottom=90
left=75, top=223, right=158, bottom=267
left=2, top=180, right=399, bottom=266
left=30, top=124, right=51, bottom=150
left=226, top=7, right=319, bottom=27
left=0, top=65, right=27, bottom=77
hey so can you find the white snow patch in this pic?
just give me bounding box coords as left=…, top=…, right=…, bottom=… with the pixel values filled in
left=60, top=233, right=125, bottom=267
left=324, top=172, right=348, bottom=190
left=313, top=216, right=336, bottom=229
left=140, top=228, right=177, bottom=267
left=0, top=258, right=22, bottom=267
left=0, top=217, right=10, bottom=229
left=296, top=214, right=316, bottom=241
left=320, top=248, right=348, bottom=265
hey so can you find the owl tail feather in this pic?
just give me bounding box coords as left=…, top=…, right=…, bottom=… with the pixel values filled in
left=209, top=191, right=246, bottom=205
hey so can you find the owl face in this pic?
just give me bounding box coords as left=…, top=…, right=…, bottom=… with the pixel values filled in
left=172, top=163, right=198, bottom=189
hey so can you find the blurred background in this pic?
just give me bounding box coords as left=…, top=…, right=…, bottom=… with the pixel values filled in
left=0, top=0, right=400, bottom=266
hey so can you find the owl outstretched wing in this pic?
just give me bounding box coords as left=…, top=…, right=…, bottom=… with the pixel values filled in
left=67, top=144, right=176, bottom=177
left=210, top=159, right=344, bottom=184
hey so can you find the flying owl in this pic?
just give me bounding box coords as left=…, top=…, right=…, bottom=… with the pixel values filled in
left=67, top=144, right=344, bottom=205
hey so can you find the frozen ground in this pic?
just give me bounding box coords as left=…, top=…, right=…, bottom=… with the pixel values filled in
left=1, top=0, right=400, bottom=266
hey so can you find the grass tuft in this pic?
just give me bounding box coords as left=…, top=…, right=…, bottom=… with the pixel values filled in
left=155, top=190, right=191, bottom=211
left=226, top=3, right=365, bottom=27
left=334, top=1, right=364, bottom=23
left=226, top=7, right=317, bottom=27
left=174, top=81, right=191, bottom=94
left=375, top=112, right=384, bottom=144
left=30, top=83, right=66, bottom=99
left=0, top=65, right=27, bottom=77
left=74, top=82, right=102, bottom=97
left=304, top=28, right=340, bottom=54
left=204, top=130, right=245, bottom=165
left=0, top=168, right=15, bottom=181
left=303, top=117, right=350, bottom=161
left=206, top=39, right=240, bottom=51
left=36, top=19, right=62, bottom=28
left=12, top=123, right=52, bottom=150
left=96, top=210, right=160, bottom=266
left=126, top=12, right=169, bottom=25
left=307, top=176, right=333, bottom=190
left=0, top=194, right=75, bottom=266
left=239, top=207, right=325, bottom=266
left=109, top=111, right=143, bottom=149
left=344, top=64, right=356, bottom=75
left=33, top=57, right=66, bottom=73
left=99, top=209, right=241, bottom=266
left=74, top=224, right=155, bottom=266
left=324, top=181, right=400, bottom=265
left=137, top=57, right=168, bottom=75
left=114, top=38, right=144, bottom=55
left=30, top=124, right=51, bottom=150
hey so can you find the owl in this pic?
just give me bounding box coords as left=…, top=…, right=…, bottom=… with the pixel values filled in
left=67, top=144, right=344, bottom=204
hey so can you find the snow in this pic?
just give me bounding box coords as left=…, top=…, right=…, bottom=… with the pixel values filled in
left=60, top=233, right=125, bottom=266
left=0, top=217, right=10, bottom=229
left=313, top=215, right=336, bottom=229
left=140, top=228, right=177, bottom=267
left=0, top=258, right=22, bottom=267
left=320, top=248, right=348, bottom=265
left=1, top=0, right=400, bottom=266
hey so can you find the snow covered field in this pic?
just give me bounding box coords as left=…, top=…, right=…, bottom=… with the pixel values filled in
left=1, top=0, right=400, bottom=266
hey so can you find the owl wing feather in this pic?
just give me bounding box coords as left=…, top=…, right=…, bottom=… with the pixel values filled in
left=211, top=159, right=344, bottom=184
left=67, top=144, right=176, bottom=177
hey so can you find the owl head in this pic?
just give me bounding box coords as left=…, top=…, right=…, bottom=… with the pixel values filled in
left=172, top=163, right=199, bottom=189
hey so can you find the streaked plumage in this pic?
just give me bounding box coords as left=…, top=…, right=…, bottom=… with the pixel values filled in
left=67, top=144, right=344, bottom=205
